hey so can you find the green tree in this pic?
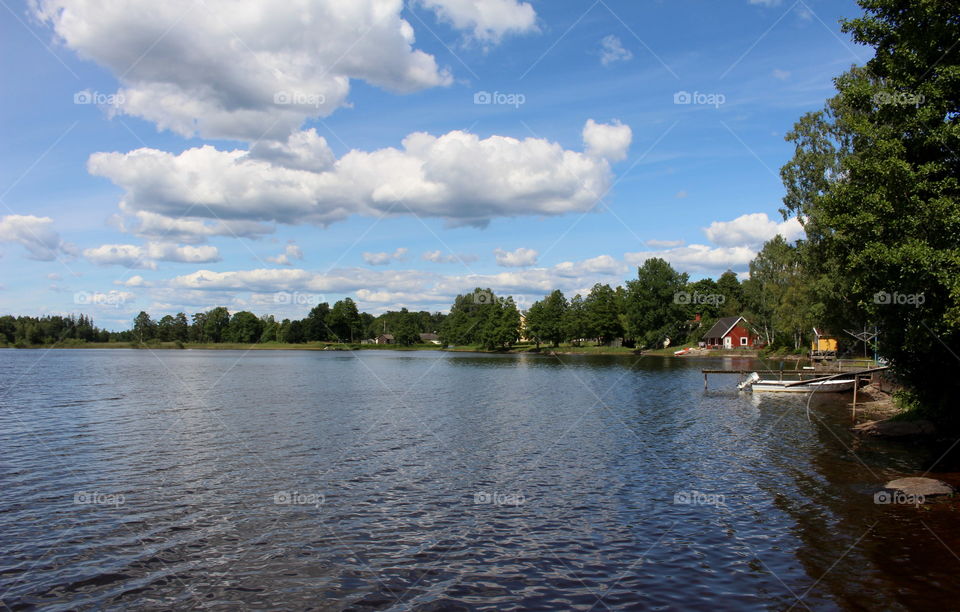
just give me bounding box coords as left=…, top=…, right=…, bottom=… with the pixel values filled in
left=439, top=289, right=496, bottom=346
left=191, top=312, right=208, bottom=342
left=226, top=311, right=263, bottom=343
left=716, top=270, right=743, bottom=317
left=157, top=315, right=176, bottom=341
left=562, top=294, right=589, bottom=346
left=780, top=0, right=960, bottom=422
left=478, top=297, right=520, bottom=350
left=204, top=307, right=230, bottom=343
left=523, top=300, right=546, bottom=348
left=260, top=315, right=279, bottom=342
left=623, top=259, right=688, bottom=348
left=286, top=319, right=305, bottom=343
left=741, top=236, right=799, bottom=346
left=392, top=308, right=421, bottom=346
left=327, top=298, right=362, bottom=342
left=173, top=312, right=189, bottom=342
left=0, top=315, right=15, bottom=344
left=540, top=290, right=568, bottom=347
left=585, top=283, right=623, bottom=345
left=133, top=311, right=156, bottom=343
left=304, top=303, right=330, bottom=342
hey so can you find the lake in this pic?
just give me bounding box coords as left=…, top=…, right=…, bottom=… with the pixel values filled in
left=1, top=349, right=958, bottom=610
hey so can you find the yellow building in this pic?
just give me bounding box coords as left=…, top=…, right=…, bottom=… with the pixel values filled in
left=811, top=328, right=837, bottom=358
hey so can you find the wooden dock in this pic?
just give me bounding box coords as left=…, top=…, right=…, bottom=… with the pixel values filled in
left=702, top=366, right=891, bottom=423
left=701, top=365, right=889, bottom=389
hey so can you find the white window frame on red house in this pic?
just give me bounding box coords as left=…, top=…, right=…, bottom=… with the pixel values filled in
left=740, top=336, right=749, bottom=346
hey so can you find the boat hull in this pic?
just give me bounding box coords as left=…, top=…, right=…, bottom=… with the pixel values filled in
left=751, top=379, right=855, bottom=393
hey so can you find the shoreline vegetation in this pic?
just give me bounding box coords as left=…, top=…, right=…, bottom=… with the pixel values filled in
left=0, top=339, right=777, bottom=358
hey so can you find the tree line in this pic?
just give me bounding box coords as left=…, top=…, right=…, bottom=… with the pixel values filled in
left=773, top=0, right=959, bottom=424
left=127, top=298, right=447, bottom=346
left=0, top=314, right=117, bottom=347
left=437, top=249, right=813, bottom=352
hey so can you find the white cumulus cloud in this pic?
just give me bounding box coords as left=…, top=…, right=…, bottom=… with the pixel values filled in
left=703, top=213, right=804, bottom=247
left=266, top=243, right=305, bottom=266
left=624, top=245, right=758, bottom=273
left=115, top=275, right=149, bottom=287
left=89, top=121, right=620, bottom=229
left=84, top=242, right=220, bottom=269
left=553, top=254, right=626, bottom=278
left=422, top=250, right=478, bottom=264
left=418, top=0, right=537, bottom=42
left=646, top=239, right=684, bottom=248
left=583, top=119, right=631, bottom=162
left=494, top=247, right=538, bottom=267
left=35, top=0, right=452, bottom=141
left=127, top=211, right=274, bottom=244
left=0, top=214, right=73, bottom=261
left=599, top=35, right=632, bottom=66
left=362, top=247, right=408, bottom=266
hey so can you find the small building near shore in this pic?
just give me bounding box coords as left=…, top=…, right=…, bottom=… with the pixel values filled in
left=702, top=316, right=761, bottom=349
left=810, top=327, right=838, bottom=360
left=375, top=334, right=395, bottom=345
left=419, top=333, right=441, bottom=345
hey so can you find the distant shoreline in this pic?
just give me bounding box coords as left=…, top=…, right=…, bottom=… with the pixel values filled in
left=0, top=341, right=792, bottom=359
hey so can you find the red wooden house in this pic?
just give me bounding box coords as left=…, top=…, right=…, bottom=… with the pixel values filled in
left=702, top=316, right=761, bottom=349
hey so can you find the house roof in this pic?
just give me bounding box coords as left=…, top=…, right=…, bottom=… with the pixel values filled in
left=702, top=316, right=744, bottom=340
left=378, top=333, right=394, bottom=340
left=419, top=333, right=439, bottom=341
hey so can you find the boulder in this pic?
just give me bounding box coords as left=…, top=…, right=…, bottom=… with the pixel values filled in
left=884, top=477, right=955, bottom=498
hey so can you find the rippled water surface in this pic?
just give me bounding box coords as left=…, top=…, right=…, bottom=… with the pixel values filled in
left=2, top=349, right=959, bottom=610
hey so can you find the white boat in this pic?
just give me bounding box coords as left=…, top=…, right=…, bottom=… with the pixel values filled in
left=752, top=379, right=855, bottom=393
left=738, top=372, right=855, bottom=393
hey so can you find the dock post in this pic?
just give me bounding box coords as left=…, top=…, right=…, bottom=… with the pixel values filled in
left=704, top=372, right=708, bottom=389
left=852, top=376, right=858, bottom=424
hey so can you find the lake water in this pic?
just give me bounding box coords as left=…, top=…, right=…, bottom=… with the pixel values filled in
left=1, top=349, right=959, bottom=610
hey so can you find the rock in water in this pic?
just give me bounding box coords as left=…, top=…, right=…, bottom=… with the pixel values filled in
left=884, top=477, right=955, bottom=498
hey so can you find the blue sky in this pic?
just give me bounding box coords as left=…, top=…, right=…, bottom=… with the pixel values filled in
left=0, top=0, right=870, bottom=329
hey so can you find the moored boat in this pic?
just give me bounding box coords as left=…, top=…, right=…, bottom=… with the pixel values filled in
left=751, top=379, right=855, bottom=393
left=738, top=371, right=855, bottom=393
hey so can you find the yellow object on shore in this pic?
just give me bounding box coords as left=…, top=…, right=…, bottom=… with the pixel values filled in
left=812, top=337, right=838, bottom=352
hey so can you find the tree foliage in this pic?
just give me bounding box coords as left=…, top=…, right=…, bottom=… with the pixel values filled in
left=439, top=289, right=519, bottom=349
left=623, top=258, right=688, bottom=348
left=780, top=0, right=960, bottom=421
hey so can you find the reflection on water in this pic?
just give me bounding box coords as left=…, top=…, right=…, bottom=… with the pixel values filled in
left=0, top=349, right=958, bottom=610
